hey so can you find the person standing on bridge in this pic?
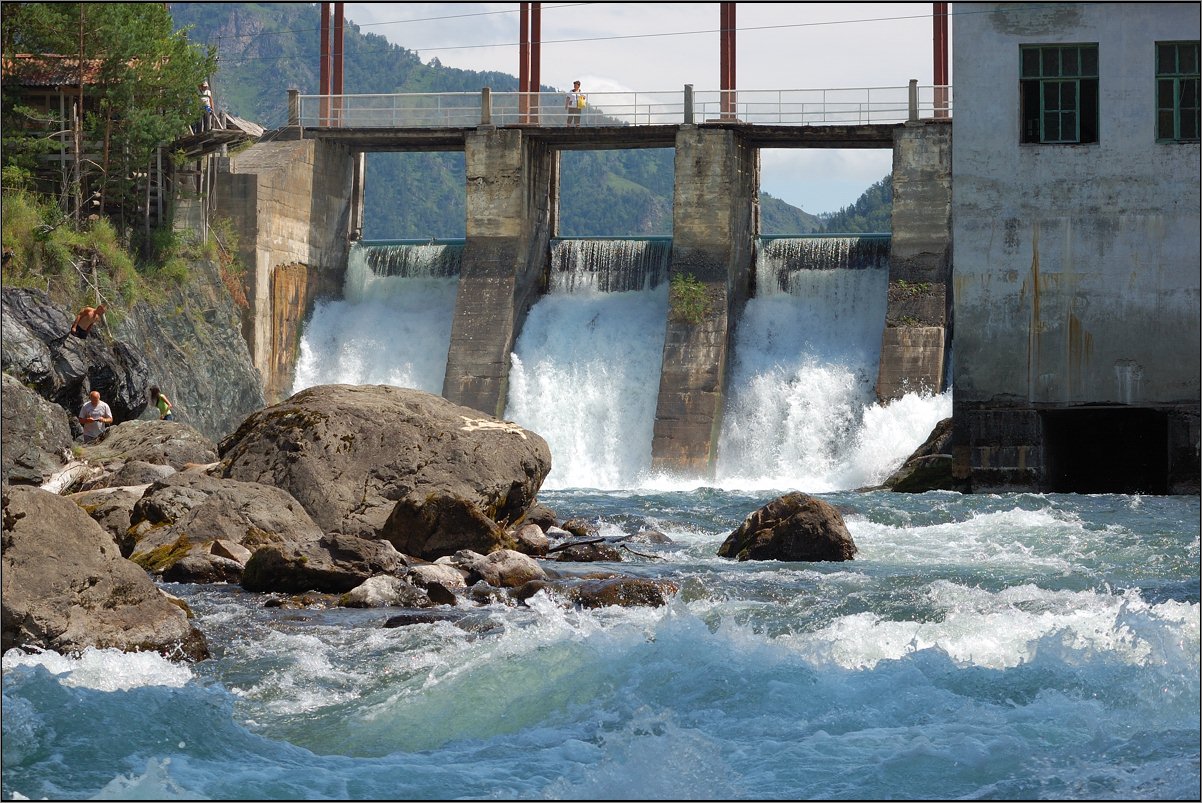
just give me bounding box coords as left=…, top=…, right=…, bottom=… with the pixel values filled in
left=565, top=80, right=585, bottom=127
left=198, top=81, right=214, bottom=132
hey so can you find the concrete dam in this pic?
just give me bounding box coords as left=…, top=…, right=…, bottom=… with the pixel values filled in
left=214, top=120, right=954, bottom=486
left=292, top=235, right=946, bottom=489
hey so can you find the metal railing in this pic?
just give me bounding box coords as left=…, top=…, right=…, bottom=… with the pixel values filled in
left=491, top=90, right=688, bottom=127
left=297, top=91, right=483, bottom=128
left=293, top=83, right=952, bottom=129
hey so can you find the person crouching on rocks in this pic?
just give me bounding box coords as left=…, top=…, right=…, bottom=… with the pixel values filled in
left=69, top=303, right=106, bottom=340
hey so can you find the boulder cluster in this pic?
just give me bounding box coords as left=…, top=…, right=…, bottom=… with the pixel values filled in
left=3, top=384, right=700, bottom=661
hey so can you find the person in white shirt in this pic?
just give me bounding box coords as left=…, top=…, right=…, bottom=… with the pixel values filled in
left=565, top=80, right=585, bottom=127
left=78, top=390, right=113, bottom=443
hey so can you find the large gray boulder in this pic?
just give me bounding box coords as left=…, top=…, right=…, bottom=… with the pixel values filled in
left=241, top=533, right=410, bottom=594
left=2, top=287, right=149, bottom=431
left=217, top=384, right=552, bottom=543
left=81, top=419, right=219, bottom=470
left=2, top=372, right=72, bottom=486
left=128, top=472, right=323, bottom=583
left=717, top=492, right=858, bottom=562
left=446, top=548, right=547, bottom=588
left=383, top=490, right=515, bottom=560
left=2, top=485, right=208, bottom=661
left=339, top=575, right=435, bottom=609
left=71, top=486, right=147, bottom=555
left=79, top=460, right=177, bottom=492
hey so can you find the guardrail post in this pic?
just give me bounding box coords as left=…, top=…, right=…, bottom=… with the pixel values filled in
left=287, top=88, right=300, bottom=126
left=908, top=79, right=918, bottom=123
left=480, top=87, right=492, bottom=127
left=684, top=84, right=694, bottom=125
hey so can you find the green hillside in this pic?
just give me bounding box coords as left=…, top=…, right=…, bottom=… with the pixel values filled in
left=817, top=176, right=892, bottom=233
left=169, top=3, right=880, bottom=239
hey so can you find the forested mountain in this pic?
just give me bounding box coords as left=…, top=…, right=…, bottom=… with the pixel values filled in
left=817, top=176, right=892, bottom=233
left=169, top=3, right=879, bottom=239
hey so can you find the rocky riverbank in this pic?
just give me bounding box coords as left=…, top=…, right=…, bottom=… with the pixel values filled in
left=2, top=254, right=263, bottom=446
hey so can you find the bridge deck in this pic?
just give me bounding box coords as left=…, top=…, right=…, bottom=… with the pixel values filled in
left=294, top=121, right=909, bottom=152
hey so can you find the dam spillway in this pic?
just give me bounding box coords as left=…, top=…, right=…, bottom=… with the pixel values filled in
left=505, top=239, right=672, bottom=489
left=293, top=234, right=950, bottom=490
left=292, top=241, right=462, bottom=395
left=716, top=235, right=943, bottom=491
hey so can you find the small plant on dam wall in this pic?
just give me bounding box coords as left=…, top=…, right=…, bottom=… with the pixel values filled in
left=669, top=273, right=711, bottom=325
left=893, top=279, right=933, bottom=296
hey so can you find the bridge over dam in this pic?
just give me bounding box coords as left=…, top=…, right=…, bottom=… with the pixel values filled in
left=213, top=86, right=952, bottom=479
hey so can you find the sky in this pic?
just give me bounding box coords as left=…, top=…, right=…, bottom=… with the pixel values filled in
left=342, top=2, right=951, bottom=215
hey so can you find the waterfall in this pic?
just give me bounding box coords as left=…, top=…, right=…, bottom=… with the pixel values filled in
left=292, top=241, right=461, bottom=395
left=547, top=237, right=671, bottom=293
left=351, top=241, right=462, bottom=282
left=505, top=239, right=671, bottom=489
left=715, top=235, right=950, bottom=492
left=755, top=235, right=890, bottom=294
left=295, top=235, right=948, bottom=493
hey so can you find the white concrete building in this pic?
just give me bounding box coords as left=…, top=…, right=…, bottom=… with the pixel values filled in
left=951, top=2, right=1200, bottom=493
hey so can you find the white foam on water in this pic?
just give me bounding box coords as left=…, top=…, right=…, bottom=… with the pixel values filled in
left=91, top=757, right=206, bottom=801
left=1, top=646, right=193, bottom=691
left=841, top=389, right=954, bottom=486
left=779, top=583, right=1200, bottom=673
left=848, top=503, right=1095, bottom=571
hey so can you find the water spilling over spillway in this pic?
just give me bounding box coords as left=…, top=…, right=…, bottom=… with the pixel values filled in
left=293, top=235, right=949, bottom=491
left=505, top=239, right=671, bottom=489
left=292, top=241, right=461, bottom=395
left=714, top=236, right=948, bottom=492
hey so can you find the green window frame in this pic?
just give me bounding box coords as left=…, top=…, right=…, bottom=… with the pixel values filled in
left=1156, top=41, right=1200, bottom=142
left=1020, top=44, right=1099, bottom=144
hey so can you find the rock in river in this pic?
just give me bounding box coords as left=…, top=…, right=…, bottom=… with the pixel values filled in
left=717, top=492, right=857, bottom=562
left=2, top=485, right=208, bottom=661
left=217, top=385, right=552, bottom=555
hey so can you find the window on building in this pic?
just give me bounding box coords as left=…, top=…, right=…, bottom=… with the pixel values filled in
left=1020, top=44, right=1099, bottom=144
left=1157, top=41, right=1200, bottom=142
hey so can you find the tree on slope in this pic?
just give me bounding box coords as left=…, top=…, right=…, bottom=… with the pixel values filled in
left=2, top=3, right=216, bottom=234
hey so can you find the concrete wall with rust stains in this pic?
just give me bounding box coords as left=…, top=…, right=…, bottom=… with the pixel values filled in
left=951, top=2, right=1199, bottom=409
left=950, top=2, right=1199, bottom=492
left=214, top=139, right=356, bottom=403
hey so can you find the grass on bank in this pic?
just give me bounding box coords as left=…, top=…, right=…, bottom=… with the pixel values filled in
left=1, top=166, right=246, bottom=321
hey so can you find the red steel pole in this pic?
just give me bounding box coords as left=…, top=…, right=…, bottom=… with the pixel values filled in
left=720, top=3, right=736, bottom=119
left=333, top=2, right=344, bottom=126
left=531, top=2, right=541, bottom=124
left=519, top=2, right=530, bottom=122
left=721, top=1, right=730, bottom=112
left=934, top=2, right=949, bottom=118
left=319, top=2, right=330, bottom=125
